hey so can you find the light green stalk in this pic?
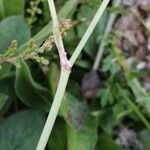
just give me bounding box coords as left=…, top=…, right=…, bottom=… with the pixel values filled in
left=36, top=68, right=70, bottom=150
left=36, top=0, right=110, bottom=149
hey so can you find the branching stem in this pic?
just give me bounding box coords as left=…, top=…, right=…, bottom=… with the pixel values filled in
left=36, top=0, right=110, bottom=149
left=48, top=0, right=71, bottom=70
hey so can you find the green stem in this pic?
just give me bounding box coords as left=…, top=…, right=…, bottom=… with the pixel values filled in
left=36, top=0, right=110, bottom=149
left=48, top=0, right=71, bottom=69
left=36, top=68, right=71, bottom=150
left=119, top=85, right=150, bottom=129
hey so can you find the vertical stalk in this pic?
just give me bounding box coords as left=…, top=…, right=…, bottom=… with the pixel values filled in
left=36, top=68, right=71, bottom=150
left=48, top=0, right=71, bottom=69
left=36, top=0, right=110, bottom=149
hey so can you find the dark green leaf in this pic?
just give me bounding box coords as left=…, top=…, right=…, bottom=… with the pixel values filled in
left=15, top=61, right=51, bottom=111
left=98, top=132, right=122, bottom=150
left=0, top=15, right=31, bottom=53
left=0, top=0, right=25, bottom=20
left=60, top=93, right=88, bottom=129
left=0, top=78, right=15, bottom=116
left=60, top=93, right=97, bottom=150
left=67, top=115, right=97, bottom=150
left=48, top=118, right=67, bottom=150
left=0, top=110, right=46, bottom=150
left=0, top=93, right=8, bottom=110
left=0, top=64, right=13, bottom=80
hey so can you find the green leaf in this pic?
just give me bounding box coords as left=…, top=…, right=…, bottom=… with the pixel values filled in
left=60, top=93, right=88, bottom=129
left=48, top=118, right=67, bottom=150
left=0, top=0, right=25, bottom=19
left=98, top=88, right=114, bottom=107
left=0, top=93, right=8, bottom=110
left=0, top=63, right=13, bottom=80
left=0, top=15, right=31, bottom=53
left=98, top=132, right=122, bottom=150
left=15, top=61, right=51, bottom=111
left=0, top=78, right=15, bottom=116
left=0, top=110, right=46, bottom=150
left=67, top=115, right=97, bottom=150
left=102, top=55, right=118, bottom=74
left=60, top=93, right=97, bottom=150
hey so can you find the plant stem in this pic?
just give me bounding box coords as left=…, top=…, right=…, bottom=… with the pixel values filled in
left=70, top=0, right=110, bottom=65
left=93, top=0, right=122, bottom=70
left=48, top=0, right=71, bottom=69
left=36, top=68, right=70, bottom=150
left=37, top=0, right=110, bottom=149
left=119, top=86, right=150, bottom=129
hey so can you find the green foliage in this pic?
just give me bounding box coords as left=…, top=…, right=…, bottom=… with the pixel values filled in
left=0, top=15, right=31, bottom=52
left=0, top=0, right=149, bottom=149
left=67, top=115, right=97, bottom=150
left=0, top=0, right=25, bottom=20
left=48, top=118, right=67, bottom=150
left=76, top=0, right=108, bottom=57
left=60, top=93, right=88, bottom=129
left=102, top=54, right=118, bottom=74
left=0, top=110, right=46, bottom=150
left=0, top=93, right=8, bottom=110
left=98, top=88, right=114, bottom=107
left=98, top=132, right=122, bottom=150
left=15, top=61, right=51, bottom=111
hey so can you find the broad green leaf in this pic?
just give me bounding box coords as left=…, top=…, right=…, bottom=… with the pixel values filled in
left=15, top=61, right=51, bottom=111
left=60, top=93, right=97, bottom=150
left=98, top=132, right=122, bottom=150
left=48, top=118, right=67, bottom=150
left=0, top=15, right=30, bottom=79
left=0, top=15, right=31, bottom=53
left=0, top=78, right=15, bottom=116
left=0, top=0, right=25, bottom=20
left=67, top=115, right=97, bottom=150
left=60, top=93, right=88, bottom=129
left=0, top=63, right=13, bottom=80
left=0, top=93, right=8, bottom=110
left=0, top=110, right=46, bottom=150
